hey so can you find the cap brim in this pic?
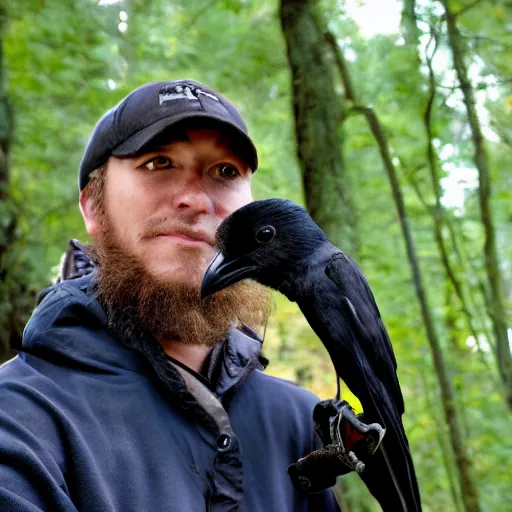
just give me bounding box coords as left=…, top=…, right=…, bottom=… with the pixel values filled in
left=111, top=112, right=258, bottom=171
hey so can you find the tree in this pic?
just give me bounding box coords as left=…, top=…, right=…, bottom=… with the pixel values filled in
left=3, top=0, right=512, bottom=508
left=279, top=1, right=360, bottom=508
left=0, top=1, right=18, bottom=356
left=279, top=0, right=357, bottom=256
left=440, top=0, right=512, bottom=410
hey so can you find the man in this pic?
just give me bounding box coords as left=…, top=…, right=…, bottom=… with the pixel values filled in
left=0, top=80, right=341, bottom=511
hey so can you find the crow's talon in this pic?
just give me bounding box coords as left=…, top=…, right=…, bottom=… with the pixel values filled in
left=328, top=443, right=366, bottom=473
left=314, top=399, right=385, bottom=461
left=335, top=401, right=386, bottom=456
left=288, top=399, right=386, bottom=493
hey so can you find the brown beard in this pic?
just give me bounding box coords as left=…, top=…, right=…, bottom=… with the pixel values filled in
left=90, top=215, right=271, bottom=348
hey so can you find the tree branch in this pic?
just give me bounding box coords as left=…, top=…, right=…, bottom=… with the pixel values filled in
left=423, top=27, right=496, bottom=362
left=442, top=0, right=512, bottom=411
left=454, top=0, right=485, bottom=18
left=326, top=27, right=482, bottom=512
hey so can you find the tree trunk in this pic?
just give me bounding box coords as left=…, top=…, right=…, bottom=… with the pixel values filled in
left=0, top=4, right=17, bottom=359
left=421, top=28, right=501, bottom=389
left=325, top=30, right=481, bottom=512
left=279, top=0, right=357, bottom=257
left=401, top=0, right=421, bottom=52
left=422, top=366, right=464, bottom=512
left=441, top=0, right=512, bottom=409
left=279, top=1, right=360, bottom=509
left=0, top=6, right=13, bottom=216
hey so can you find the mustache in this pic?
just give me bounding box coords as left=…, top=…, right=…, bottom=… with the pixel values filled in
left=138, top=216, right=217, bottom=246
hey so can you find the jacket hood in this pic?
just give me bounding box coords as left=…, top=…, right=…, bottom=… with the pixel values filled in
left=24, top=273, right=266, bottom=399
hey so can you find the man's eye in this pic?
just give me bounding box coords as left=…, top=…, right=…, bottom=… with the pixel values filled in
left=143, top=156, right=173, bottom=171
left=217, top=164, right=240, bottom=179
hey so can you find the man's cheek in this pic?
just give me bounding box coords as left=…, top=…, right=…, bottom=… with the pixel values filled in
left=230, top=188, right=252, bottom=214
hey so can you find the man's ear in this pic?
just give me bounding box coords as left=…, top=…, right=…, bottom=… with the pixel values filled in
left=79, top=187, right=101, bottom=238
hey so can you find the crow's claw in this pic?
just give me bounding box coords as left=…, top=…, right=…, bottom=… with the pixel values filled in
left=289, top=398, right=386, bottom=493
left=334, top=400, right=386, bottom=458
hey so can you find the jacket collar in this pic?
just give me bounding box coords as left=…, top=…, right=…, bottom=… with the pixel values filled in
left=28, top=272, right=266, bottom=400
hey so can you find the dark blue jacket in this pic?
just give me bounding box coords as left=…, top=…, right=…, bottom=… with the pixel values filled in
left=0, top=274, right=340, bottom=511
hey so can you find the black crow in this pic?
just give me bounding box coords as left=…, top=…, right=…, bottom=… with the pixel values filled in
left=201, top=198, right=421, bottom=511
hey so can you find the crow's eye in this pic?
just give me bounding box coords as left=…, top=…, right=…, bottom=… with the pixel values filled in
left=255, top=225, right=276, bottom=244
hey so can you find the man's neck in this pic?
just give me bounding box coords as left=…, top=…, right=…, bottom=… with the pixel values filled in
left=159, top=340, right=212, bottom=374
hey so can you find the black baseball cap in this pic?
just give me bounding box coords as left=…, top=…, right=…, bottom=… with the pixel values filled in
left=78, top=79, right=258, bottom=191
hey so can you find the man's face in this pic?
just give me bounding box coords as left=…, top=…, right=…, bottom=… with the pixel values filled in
left=81, top=126, right=253, bottom=286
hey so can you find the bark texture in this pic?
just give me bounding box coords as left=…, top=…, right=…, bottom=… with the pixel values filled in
left=279, top=0, right=357, bottom=256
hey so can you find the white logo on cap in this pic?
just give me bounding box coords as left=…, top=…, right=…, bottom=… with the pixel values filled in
left=159, top=85, right=219, bottom=105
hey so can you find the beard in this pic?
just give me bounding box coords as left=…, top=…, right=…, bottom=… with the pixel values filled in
left=90, top=213, right=271, bottom=348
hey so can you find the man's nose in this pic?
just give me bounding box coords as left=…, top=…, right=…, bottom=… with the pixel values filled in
left=170, top=172, right=212, bottom=216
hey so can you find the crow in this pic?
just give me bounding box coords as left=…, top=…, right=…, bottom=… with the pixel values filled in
left=201, top=198, right=421, bottom=512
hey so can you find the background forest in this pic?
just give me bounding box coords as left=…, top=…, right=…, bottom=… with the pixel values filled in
left=0, top=0, right=510, bottom=510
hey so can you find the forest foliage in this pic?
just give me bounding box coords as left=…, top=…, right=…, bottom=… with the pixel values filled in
left=1, top=0, right=511, bottom=510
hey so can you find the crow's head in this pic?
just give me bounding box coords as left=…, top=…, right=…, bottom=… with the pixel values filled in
left=201, top=198, right=327, bottom=297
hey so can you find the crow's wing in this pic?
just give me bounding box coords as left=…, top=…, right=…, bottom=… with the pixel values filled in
left=325, top=252, right=404, bottom=414
left=321, top=251, right=421, bottom=511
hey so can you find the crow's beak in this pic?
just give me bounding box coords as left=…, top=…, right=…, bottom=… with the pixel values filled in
left=201, top=251, right=258, bottom=298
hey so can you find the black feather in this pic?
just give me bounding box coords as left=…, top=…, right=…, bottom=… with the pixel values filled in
left=207, top=198, right=422, bottom=511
